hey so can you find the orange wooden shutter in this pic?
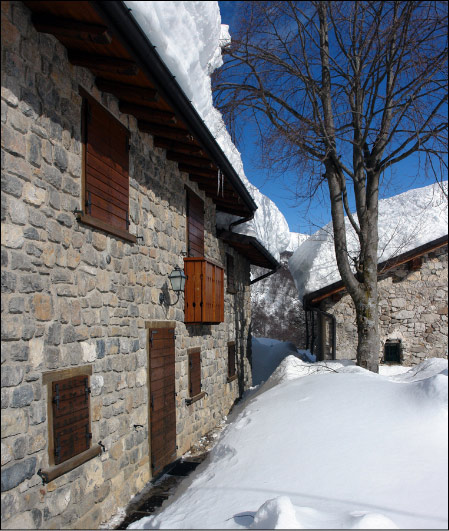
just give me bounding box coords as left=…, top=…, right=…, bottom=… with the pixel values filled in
left=52, top=376, right=91, bottom=465
left=84, top=97, right=130, bottom=231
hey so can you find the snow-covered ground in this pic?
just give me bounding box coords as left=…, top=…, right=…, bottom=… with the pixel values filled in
left=289, top=182, right=448, bottom=299
left=129, top=339, right=448, bottom=530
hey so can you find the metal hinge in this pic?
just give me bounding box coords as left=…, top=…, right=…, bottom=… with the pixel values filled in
left=150, top=330, right=158, bottom=346
left=54, top=435, right=61, bottom=459
left=85, top=192, right=92, bottom=214
left=52, top=384, right=60, bottom=409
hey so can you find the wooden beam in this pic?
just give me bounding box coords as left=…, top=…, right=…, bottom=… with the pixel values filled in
left=166, top=151, right=214, bottom=169
left=178, top=164, right=216, bottom=178
left=119, top=102, right=177, bottom=124
left=68, top=52, right=138, bottom=75
left=95, top=78, right=158, bottom=102
left=32, top=14, right=112, bottom=44
left=153, top=137, right=204, bottom=155
left=138, top=121, right=193, bottom=141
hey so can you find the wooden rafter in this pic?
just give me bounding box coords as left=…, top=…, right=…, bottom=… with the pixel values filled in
left=166, top=151, right=214, bottom=169
left=119, top=102, right=177, bottom=124
left=95, top=78, right=158, bottom=102
left=68, top=52, right=138, bottom=75
left=153, top=137, right=204, bottom=155
left=31, top=14, right=112, bottom=44
left=138, top=121, right=192, bottom=141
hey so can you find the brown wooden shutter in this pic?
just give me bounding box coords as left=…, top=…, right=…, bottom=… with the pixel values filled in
left=226, top=254, right=235, bottom=292
left=228, top=343, right=236, bottom=378
left=188, top=350, right=201, bottom=397
left=52, top=375, right=91, bottom=465
left=186, top=190, right=204, bottom=257
left=184, top=258, right=203, bottom=323
left=84, top=96, right=130, bottom=232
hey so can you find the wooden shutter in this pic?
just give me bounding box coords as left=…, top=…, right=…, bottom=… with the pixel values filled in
left=188, top=350, right=201, bottom=397
left=226, top=254, right=235, bottom=292
left=184, top=258, right=224, bottom=324
left=52, top=375, right=91, bottom=465
left=186, top=190, right=204, bottom=257
left=84, top=95, right=130, bottom=232
left=228, top=343, right=236, bottom=378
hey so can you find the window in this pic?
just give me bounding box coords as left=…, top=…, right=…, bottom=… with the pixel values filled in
left=184, top=257, right=224, bottom=324
left=227, top=342, right=237, bottom=382
left=39, top=367, right=101, bottom=484
left=186, top=189, right=204, bottom=257
left=384, top=339, right=402, bottom=364
left=52, top=375, right=92, bottom=464
left=226, top=254, right=236, bottom=293
left=186, top=348, right=205, bottom=404
left=79, top=89, right=135, bottom=242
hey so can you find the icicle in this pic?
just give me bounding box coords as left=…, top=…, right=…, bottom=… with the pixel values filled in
left=217, top=168, right=222, bottom=196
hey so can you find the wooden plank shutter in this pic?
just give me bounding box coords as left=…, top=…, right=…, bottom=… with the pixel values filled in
left=84, top=96, right=130, bottom=232
left=52, top=375, right=91, bottom=465
left=202, top=260, right=214, bottom=322
left=189, top=350, right=201, bottom=397
left=184, top=258, right=203, bottom=323
left=214, top=266, right=224, bottom=322
left=228, top=343, right=236, bottom=378
left=186, top=190, right=204, bottom=257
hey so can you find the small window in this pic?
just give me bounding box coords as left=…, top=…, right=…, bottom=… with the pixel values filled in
left=226, top=254, right=236, bottom=293
left=52, top=375, right=92, bottom=464
left=80, top=89, right=134, bottom=241
left=384, top=339, right=402, bottom=364
left=186, top=189, right=204, bottom=257
left=188, top=349, right=202, bottom=397
left=227, top=342, right=237, bottom=381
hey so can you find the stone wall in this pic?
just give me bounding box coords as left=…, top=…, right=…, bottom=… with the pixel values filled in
left=1, top=2, right=252, bottom=528
left=318, top=246, right=448, bottom=365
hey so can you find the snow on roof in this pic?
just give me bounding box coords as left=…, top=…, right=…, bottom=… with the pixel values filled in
left=124, top=1, right=292, bottom=261
left=289, top=182, right=448, bottom=300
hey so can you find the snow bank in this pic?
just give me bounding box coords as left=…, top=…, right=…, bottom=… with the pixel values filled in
left=125, top=1, right=294, bottom=260
left=289, top=182, right=448, bottom=299
left=129, top=356, right=448, bottom=530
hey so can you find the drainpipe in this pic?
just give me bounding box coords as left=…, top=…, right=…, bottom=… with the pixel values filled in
left=228, top=213, right=254, bottom=232
left=250, top=265, right=280, bottom=285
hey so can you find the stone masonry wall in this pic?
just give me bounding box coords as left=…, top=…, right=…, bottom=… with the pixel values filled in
left=1, top=2, right=252, bottom=528
left=319, top=246, right=448, bottom=364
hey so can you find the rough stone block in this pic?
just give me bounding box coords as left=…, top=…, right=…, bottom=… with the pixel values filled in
left=0, top=456, right=36, bottom=492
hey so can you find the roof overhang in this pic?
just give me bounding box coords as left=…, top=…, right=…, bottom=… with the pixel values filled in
left=23, top=0, right=257, bottom=218
left=218, top=230, right=280, bottom=271
left=304, top=234, right=448, bottom=307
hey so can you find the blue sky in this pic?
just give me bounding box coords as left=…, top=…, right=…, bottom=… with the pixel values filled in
left=217, top=1, right=446, bottom=235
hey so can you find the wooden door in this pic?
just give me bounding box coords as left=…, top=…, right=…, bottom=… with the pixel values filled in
left=149, top=327, right=177, bottom=475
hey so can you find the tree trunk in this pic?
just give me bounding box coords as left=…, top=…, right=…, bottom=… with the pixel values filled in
left=355, top=289, right=380, bottom=373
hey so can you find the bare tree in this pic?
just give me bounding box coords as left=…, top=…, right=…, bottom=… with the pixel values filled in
left=213, top=1, right=448, bottom=372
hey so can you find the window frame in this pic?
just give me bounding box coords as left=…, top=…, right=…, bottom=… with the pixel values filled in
left=39, top=366, right=101, bottom=483
left=186, top=188, right=204, bottom=258
left=78, top=87, right=136, bottom=243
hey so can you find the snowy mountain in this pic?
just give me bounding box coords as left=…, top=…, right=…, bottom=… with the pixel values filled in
left=289, top=182, right=448, bottom=300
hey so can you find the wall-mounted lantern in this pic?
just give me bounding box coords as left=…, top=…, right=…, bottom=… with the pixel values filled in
left=159, top=266, right=187, bottom=306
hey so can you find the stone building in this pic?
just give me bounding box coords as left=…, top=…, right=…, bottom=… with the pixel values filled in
left=303, top=236, right=448, bottom=365
left=1, top=2, right=278, bottom=528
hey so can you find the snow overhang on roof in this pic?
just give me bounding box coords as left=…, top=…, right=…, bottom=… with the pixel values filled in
left=218, top=230, right=280, bottom=271
left=304, top=235, right=448, bottom=307
left=24, top=0, right=257, bottom=219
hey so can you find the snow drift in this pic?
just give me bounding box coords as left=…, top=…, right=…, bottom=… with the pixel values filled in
left=129, top=355, right=448, bottom=530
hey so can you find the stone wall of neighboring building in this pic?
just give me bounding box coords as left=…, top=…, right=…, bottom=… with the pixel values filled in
left=1, top=2, right=252, bottom=529
left=316, top=245, right=448, bottom=365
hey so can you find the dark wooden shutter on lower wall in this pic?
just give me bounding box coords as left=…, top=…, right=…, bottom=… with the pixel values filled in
left=188, top=350, right=201, bottom=397
left=52, top=375, right=91, bottom=465
left=83, top=94, right=130, bottom=232
left=186, top=190, right=204, bottom=257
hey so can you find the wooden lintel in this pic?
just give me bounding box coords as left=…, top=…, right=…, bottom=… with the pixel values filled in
left=119, top=102, right=176, bottom=124
left=138, top=121, right=192, bottom=141
left=153, top=137, right=203, bottom=155
left=179, top=164, right=216, bottom=177
left=68, top=52, right=138, bottom=75
left=166, top=151, right=214, bottom=169
left=95, top=78, right=158, bottom=102
left=32, top=14, right=112, bottom=44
